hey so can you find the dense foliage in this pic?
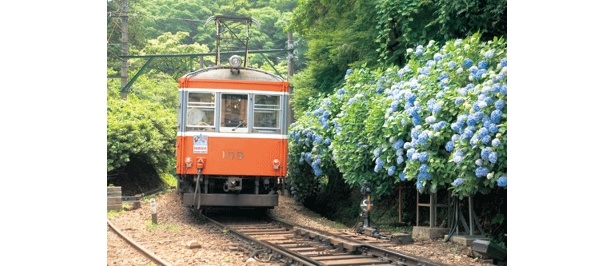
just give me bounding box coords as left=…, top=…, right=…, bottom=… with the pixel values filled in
left=107, top=0, right=298, bottom=76
left=107, top=33, right=198, bottom=177
left=289, top=0, right=507, bottom=117
left=106, top=69, right=177, bottom=175
left=288, top=33, right=506, bottom=200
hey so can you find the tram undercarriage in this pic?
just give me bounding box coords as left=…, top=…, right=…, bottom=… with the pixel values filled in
left=177, top=172, right=280, bottom=210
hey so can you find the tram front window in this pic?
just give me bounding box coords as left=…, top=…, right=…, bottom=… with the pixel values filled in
left=221, top=93, right=248, bottom=132
left=254, top=95, right=280, bottom=133
left=187, top=92, right=215, bottom=131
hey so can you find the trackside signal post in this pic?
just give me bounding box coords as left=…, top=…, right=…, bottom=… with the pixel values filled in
left=355, top=181, right=380, bottom=237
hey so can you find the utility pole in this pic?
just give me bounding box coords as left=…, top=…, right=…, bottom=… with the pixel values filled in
left=287, top=31, right=295, bottom=123
left=287, top=32, right=294, bottom=78
left=120, top=0, right=129, bottom=99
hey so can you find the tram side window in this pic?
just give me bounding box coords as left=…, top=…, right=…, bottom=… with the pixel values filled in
left=221, top=94, right=248, bottom=129
left=187, top=92, right=215, bottom=131
left=254, top=95, right=280, bottom=133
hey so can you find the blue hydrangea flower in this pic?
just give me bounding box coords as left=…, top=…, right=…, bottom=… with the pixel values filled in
left=411, top=152, right=420, bottom=161
left=418, top=171, right=432, bottom=180
left=488, top=151, right=498, bottom=164
left=463, top=58, right=473, bottom=69
left=323, top=110, right=331, bottom=119
left=472, top=102, right=481, bottom=112
left=451, top=122, right=462, bottom=132
left=497, top=175, right=507, bottom=187
left=411, top=128, right=421, bottom=139
left=376, top=157, right=384, bottom=167
left=477, top=127, right=489, bottom=138
left=495, top=99, right=505, bottom=110
left=455, top=97, right=465, bottom=106
left=453, top=151, right=463, bottom=164
left=438, top=72, right=450, bottom=81
left=488, top=123, right=499, bottom=134
left=500, top=58, right=507, bottom=68
left=458, top=87, right=468, bottom=96
left=433, top=121, right=447, bottom=131
left=418, top=152, right=429, bottom=162
left=426, top=98, right=436, bottom=111
left=393, top=139, right=404, bottom=150
left=492, top=138, right=501, bottom=147
left=396, top=156, right=404, bottom=165
left=387, top=165, right=396, bottom=176
left=433, top=102, right=443, bottom=114
left=399, top=172, right=406, bottom=181
left=419, top=164, right=428, bottom=173
left=462, top=127, right=475, bottom=139
left=415, top=45, right=424, bottom=56
left=406, top=148, right=416, bottom=160
left=403, top=142, right=412, bottom=149
left=478, top=60, right=488, bottom=69
left=484, top=50, right=494, bottom=59
left=416, top=181, right=424, bottom=191
left=452, top=178, right=464, bottom=186
left=491, top=109, right=502, bottom=123
left=426, top=116, right=436, bottom=124
left=396, top=149, right=404, bottom=157
left=481, top=135, right=491, bottom=144
left=481, top=147, right=492, bottom=160
left=448, top=61, right=457, bottom=69
left=373, top=148, right=381, bottom=157
left=475, top=167, right=489, bottom=177
left=418, top=132, right=429, bottom=145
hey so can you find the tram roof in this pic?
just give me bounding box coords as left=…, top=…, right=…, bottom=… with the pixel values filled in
left=184, top=66, right=285, bottom=82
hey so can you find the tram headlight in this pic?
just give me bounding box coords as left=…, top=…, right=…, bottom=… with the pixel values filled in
left=229, top=55, right=243, bottom=68
left=185, top=157, right=192, bottom=168
left=272, top=159, right=281, bottom=170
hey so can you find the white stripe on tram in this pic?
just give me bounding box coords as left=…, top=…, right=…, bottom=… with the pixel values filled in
left=177, top=132, right=288, bottom=139
left=179, top=88, right=289, bottom=95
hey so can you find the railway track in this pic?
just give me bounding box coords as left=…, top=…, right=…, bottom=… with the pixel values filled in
left=107, top=219, right=173, bottom=266
left=195, top=209, right=446, bottom=266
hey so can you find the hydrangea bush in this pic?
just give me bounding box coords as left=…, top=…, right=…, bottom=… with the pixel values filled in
left=287, top=33, right=506, bottom=200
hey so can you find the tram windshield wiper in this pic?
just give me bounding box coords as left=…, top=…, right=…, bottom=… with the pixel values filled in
left=232, top=120, right=243, bottom=131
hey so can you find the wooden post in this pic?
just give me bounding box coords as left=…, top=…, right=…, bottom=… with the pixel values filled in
left=107, top=187, right=122, bottom=211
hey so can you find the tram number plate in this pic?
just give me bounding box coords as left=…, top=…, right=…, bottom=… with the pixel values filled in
left=222, top=151, right=244, bottom=160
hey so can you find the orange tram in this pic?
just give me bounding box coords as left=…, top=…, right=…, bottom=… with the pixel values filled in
left=175, top=55, right=290, bottom=212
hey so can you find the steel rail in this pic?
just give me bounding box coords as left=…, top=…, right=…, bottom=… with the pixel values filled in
left=191, top=209, right=325, bottom=266
left=107, top=219, right=173, bottom=266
